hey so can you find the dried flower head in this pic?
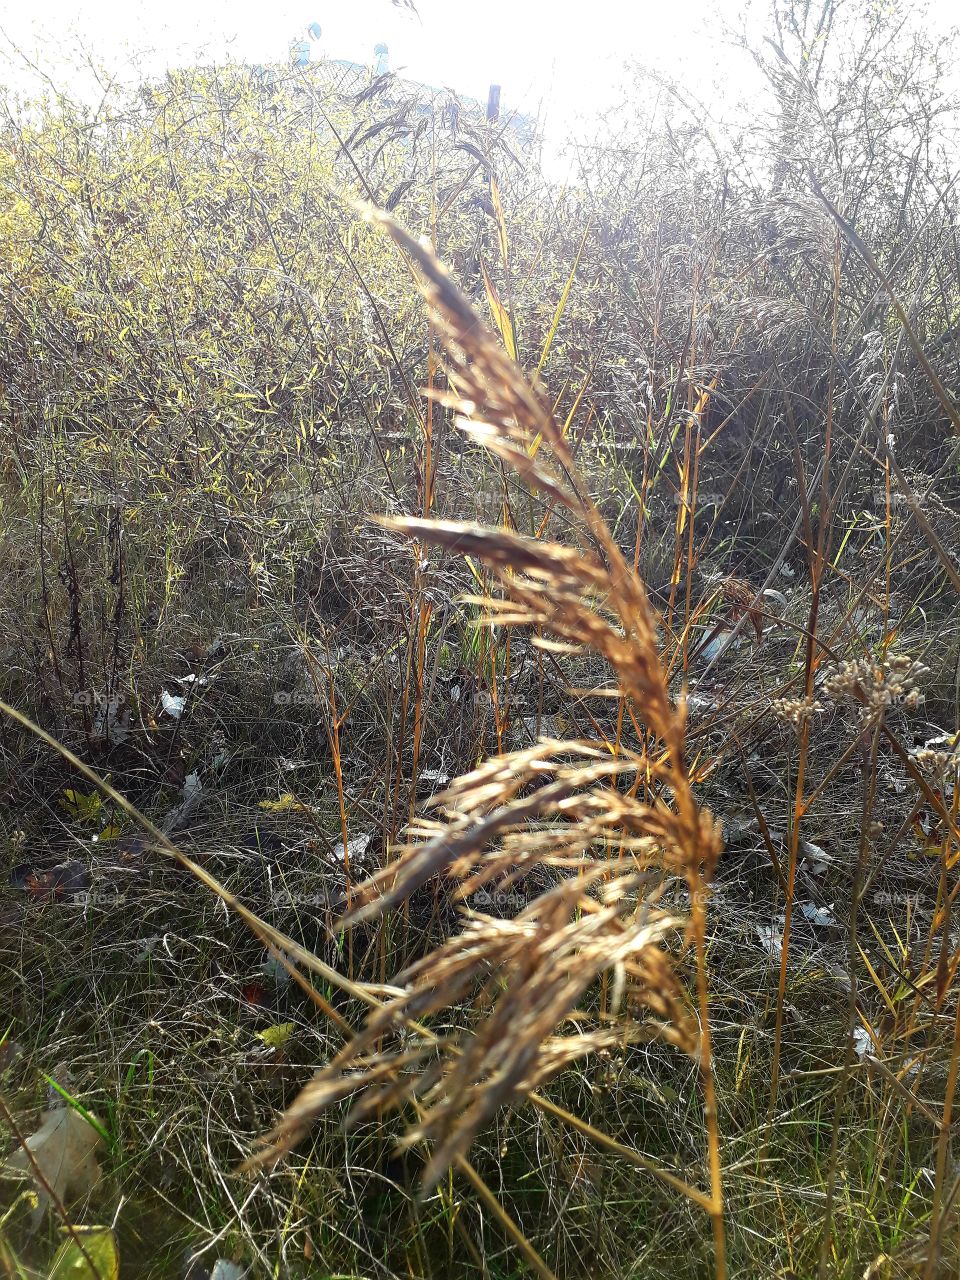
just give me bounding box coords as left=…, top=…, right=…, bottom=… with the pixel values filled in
left=821, top=655, right=928, bottom=722
left=771, top=696, right=823, bottom=729
left=248, top=210, right=723, bottom=1189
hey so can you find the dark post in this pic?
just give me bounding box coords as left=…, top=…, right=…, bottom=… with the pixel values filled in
left=471, top=84, right=503, bottom=297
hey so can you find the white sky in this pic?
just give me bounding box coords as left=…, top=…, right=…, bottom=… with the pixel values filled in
left=1, top=0, right=957, bottom=141
left=0, top=0, right=768, bottom=124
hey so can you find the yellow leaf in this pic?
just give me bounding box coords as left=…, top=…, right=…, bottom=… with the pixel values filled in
left=258, top=793, right=309, bottom=813
left=256, top=1022, right=295, bottom=1049
left=489, top=174, right=510, bottom=267
left=49, top=1227, right=119, bottom=1280
left=480, top=259, right=517, bottom=362
left=60, top=790, right=103, bottom=823
left=536, top=224, right=589, bottom=377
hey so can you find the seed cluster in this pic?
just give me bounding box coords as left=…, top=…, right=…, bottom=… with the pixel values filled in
left=821, top=654, right=927, bottom=720
left=770, top=696, right=823, bottom=728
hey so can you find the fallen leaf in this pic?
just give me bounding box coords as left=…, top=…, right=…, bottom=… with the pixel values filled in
left=241, top=981, right=268, bottom=1007
left=258, top=794, right=310, bottom=813
left=5, top=1106, right=103, bottom=1211
left=255, top=1023, right=295, bottom=1050
left=49, top=1226, right=118, bottom=1279
left=60, top=791, right=102, bottom=823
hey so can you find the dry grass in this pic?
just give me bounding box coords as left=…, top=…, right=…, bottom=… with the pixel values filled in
left=1, top=8, right=960, bottom=1277
left=243, top=221, right=725, bottom=1254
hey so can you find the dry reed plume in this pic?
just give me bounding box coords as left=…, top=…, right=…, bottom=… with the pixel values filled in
left=247, top=209, right=728, bottom=1264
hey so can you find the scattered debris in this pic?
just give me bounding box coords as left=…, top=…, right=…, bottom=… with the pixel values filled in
left=343, top=833, right=376, bottom=869
left=208, top=731, right=231, bottom=775
left=416, top=767, right=451, bottom=795
left=9, top=861, right=91, bottom=902
left=182, top=1250, right=245, bottom=1280
left=92, top=694, right=131, bottom=747
left=800, top=901, right=836, bottom=927
left=209, top=1262, right=246, bottom=1280
left=755, top=924, right=783, bottom=957
left=882, top=767, right=909, bottom=795
left=686, top=690, right=718, bottom=716
left=260, top=955, right=293, bottom=987
left=800, top=840, right=834, bottom=876
left=852, top=1025, right=873, bottom=1059
left=162, top=771, right=203, bottom=834
left=161, top=690, right=187, bottom=719
left=508, top=714, right=560, bottom=749
left=919, top=727, right=960, bottom=757
left=695, top=624, right=743, bottom=665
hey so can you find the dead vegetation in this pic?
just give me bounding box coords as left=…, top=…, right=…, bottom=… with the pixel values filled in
left=2, top=1, right=960, bottom=1277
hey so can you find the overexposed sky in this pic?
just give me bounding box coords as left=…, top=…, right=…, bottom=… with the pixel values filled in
left=0, top=0, right=762, bottom=126
left=1, top=0, right=957, bottom=139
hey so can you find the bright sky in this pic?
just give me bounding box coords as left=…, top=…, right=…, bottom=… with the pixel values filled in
left=0, top=0, right=756, bottom=125
left=1, top=0, right=957, bottom=142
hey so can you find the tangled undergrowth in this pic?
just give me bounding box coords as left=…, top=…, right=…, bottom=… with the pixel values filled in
left=2, top=1, right=960, bottom=1276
